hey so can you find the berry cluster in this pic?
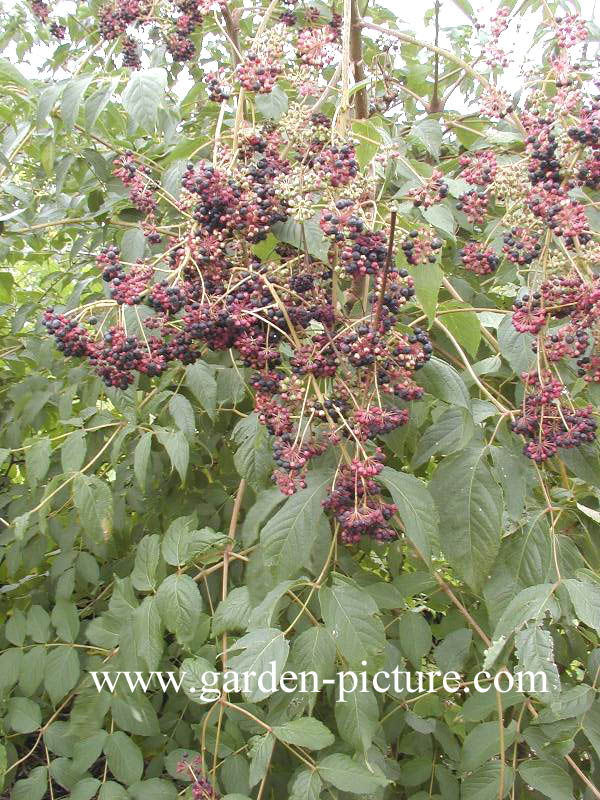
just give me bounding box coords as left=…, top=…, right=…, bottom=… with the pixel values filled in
left=512, top=371, right=596, bottom=462
left=324, top=451, right=397, bottom=543
left=31, top=0, right=49, bottom=22
left=41, top=3, right=600, bottom=527
left=400, top=229, right=443, bottom=266
left=113, top=153, right=157, bottom=214
left=456, top=189, right=488, bottom=225
left=511, top=272, right=600, bottom=456
left=408, top=169, right=449, bottom=208
left=555, top=14, right=588, bottom=49
left=50, top=21, right=66, bottom=40
left=296, top=23, right=340, bottom=67
left=459, top=242, right=499, bottom=275
left=458, top=150, right=497, bottom=186
left=502, top=227, right=542, bottom=266
left=237, top=53, right=283, bottom=93
left=45, top=108, right=434, bottom=543
left=176, top=756, right=220, bottom=799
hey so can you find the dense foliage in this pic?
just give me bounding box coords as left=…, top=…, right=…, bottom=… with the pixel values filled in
left=1, top=0, right=600, bottom=798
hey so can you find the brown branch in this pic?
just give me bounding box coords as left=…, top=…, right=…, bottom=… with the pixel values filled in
left=222, top=6, right=242, bottom=66
left=430, top=1, right=442, bottom=113
left=350, top=0, right=368, bottom=120
left=432, top=569, right=491, bottom=646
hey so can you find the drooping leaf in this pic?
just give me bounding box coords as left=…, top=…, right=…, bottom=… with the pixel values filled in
left=273, top=717, right=335, bottom=750
left=122, top=68, right=167, bottom=131
left=378, top=466, right=439, bottom=564
left=319, top=580, right=386, bottom=671
left=429, top=445, right=502, bottom=592
left=228, top=628, right=290, bottom=701
left=260, top=471, right=331, bottom=580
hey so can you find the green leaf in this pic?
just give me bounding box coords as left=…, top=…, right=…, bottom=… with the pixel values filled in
left=461, top=721, right=517, bottom=772
left=434, top=628, right=472, bottom=672
left=156, top=573, right=203, bottom=645
left=111, top=692, right=160, bottom=736
left=61, top=429, right=86, bottom=472
left=104, top=732, right=144, bottom=786
left=515, top=624, right=561, bottom=700
left=319, top=580, right=385, bottom=671
left=0, top=648, right=22, bottom=691
left=62, top=76, right=93, bottom=130
left=185, top=362, right=217, bottom=420
left=120, top=227, right=145, bottom=263
left=248, top=734, right=275, bottom=788
left=439, top=300, right=481, bottom=357
left=291, top=626, right=336, bottom=700
left=25, top=437, right=51, bottom=486
left=544, top=684, right=594, bottom=720
left=423, top=204, right=455, bottom=237
left=242, top=487, right=286, bottom=547
left=518, top=760, right=573, bottom=800
left=27, top=605, right=51, bottom=643
left=128, top=779, right=177, bottom=800
left=450, top=0, right=475, bottom=21
left=497, top=314, right=535, bottom=374
left=70, top=778, right=101, bottom=800
left=133, top=596, right=164, bottom=671
left=334, top=686, right=379, bottom=755
left=317, top=754, right=387, bottom=793
left=233, top=414, right=273, bottom=491
left=98, top=781, right=129, bottom=800
left=493, top=584, right=559, bottom=639
left=122, top=68, right=167, bottom=131
left=247, top=580, right=295, bottom=629
left=85, top=77, right=119, bottom=130
left=490, top=444, right=530, bottom=522
left=73, top=474, right=113, bottom=542
left=44, top=647, right=80, bottom=704
left=162, top=516, right=225, bottom=565
left=169, top=393, right=195, bottom=436
left=563, top=578, right=600, bottom=630
left=156, top=429, right=189, bottom=483
left=352, top=119, right=382, bottom=167
left=418, top=356, right=471, bottom=408
left=255, top=85, right=288, bottom=120
left=429, top=445, right=502, bottom=591
left=51, top=600, right=80, bottom=642
left=6, top=608, right=27, bottom=645
left=213, top=586, right=251, bottom=635
left=411, top=118, right=443, bottom=159
left=407, top=261, right=443, bottom=323
left=582, top=700, right=600, bottom=758
left=0, top=58, right=30, bottom=88
left=260, top=471, right=331, bottom=580
left=179, top=656, right=216, bottom=704
left=412, top=407, right=474, bottom=468
left=377, top=467, right=438, bottom=564
left=162, top=159, right=188, bottom=198
left=289, top=768, right=322, bottom=800
left=273, top=717, right=335, bottom=750
left=134, top=431, right=152, bottom=491
left=12, top=766, right=48, bottom=800
left=8, top=696, right=42, bottom=733
left=131, top=534, right=163, bottom=592
left=272, top=215, right=330, bottom=262
left=560, top=445, right=600, bottom=487
left=228, top=628, right=289, bottom=701
left=462, top=763, right=513, bottom=800
left=397, top=612, right=432, bottom=668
